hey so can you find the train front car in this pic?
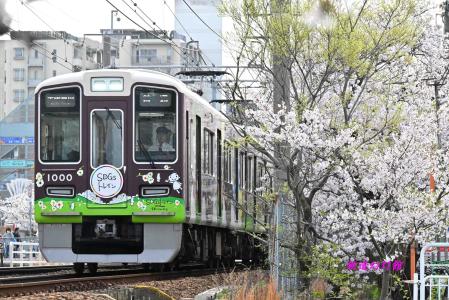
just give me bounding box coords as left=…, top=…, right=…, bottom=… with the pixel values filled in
left=34, top=70, right=185, bottom=271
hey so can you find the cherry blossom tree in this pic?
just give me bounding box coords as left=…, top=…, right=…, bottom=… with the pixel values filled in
left=0, top=178, right=35, bottom=233
left=221, top=0, right=447, bottom=297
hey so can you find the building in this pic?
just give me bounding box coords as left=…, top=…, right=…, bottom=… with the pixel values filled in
left=175, top=0, right=223, bottom=66
left=175, top=0, right=223, bottom=105
left=100, top=29, right=201, bottom=76
left=0, top=31, right=102, bottom=196
left=0, top=31, right=102, bottom=119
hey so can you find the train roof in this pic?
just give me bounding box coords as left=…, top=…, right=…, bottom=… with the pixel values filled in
left=35, top=69, right=218, bottom=116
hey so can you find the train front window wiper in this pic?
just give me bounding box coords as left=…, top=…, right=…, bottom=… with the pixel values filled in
left=137, top=138, right=156, bottom=168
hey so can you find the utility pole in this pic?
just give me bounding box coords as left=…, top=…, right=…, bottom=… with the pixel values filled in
left=271, top=0, right=291, bottom=294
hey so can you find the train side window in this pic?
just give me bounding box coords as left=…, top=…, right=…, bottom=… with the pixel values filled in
left=234, top=147, right=239, bottom=221
left=217, top=129, right=222, bottom=217
left=223, top=141, right=232, bottom=183
left=185, top=111, right=190, bottom=212
left=247, top=155, right=252, bottom=216
left=248, top=156, right=253, bottom=192
left=203, top=129, right=214, bottom=175
left=39, top=87, right=81, bottom=164
left=239, top=151, right=246, bottom=189
left=195, top=115, right=201, bottom=213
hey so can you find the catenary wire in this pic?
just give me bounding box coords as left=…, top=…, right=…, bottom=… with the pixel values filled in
left=105, top=0, right=184, bottom=58
left=6, top=32, right=73, bottom=72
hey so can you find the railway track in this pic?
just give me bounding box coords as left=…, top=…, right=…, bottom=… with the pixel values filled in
left=0, top=263, right=143, bottom=277
left=0, top=266, right=244, bottom=297
left=0, top=265, right=73, bottom=276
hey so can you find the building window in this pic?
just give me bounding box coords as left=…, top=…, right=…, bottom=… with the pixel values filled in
left=52, top=70, right=57, bottom=77
left=136, top=49, right=157, bottom=63
left=14, top=48, right=24, bottom=59
left=13, top=89, right=25, bottom=102
left=34, top=49, right=39, bottom=59
left=51, top=49, right=57, bottom=63
left=203, top=129, right=214, bottom=175
left=74, top=47, right=82, bottom=59
left=13, top=68, right=25, bottom=81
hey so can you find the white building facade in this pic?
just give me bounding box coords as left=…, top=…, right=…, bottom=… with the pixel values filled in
left=0, top=31, right=102, bottom=196
left=0, top=31, right=102, bottom=119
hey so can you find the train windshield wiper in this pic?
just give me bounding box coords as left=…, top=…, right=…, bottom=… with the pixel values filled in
left=105, top=107, right=122, bottom=134
left=137, top=138, right=156, bottom=168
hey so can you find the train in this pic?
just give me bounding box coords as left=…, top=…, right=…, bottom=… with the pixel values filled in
left=34, top=69, right=270, bottom=274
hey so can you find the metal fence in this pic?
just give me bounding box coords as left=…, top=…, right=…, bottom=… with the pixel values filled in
left=272, top=194, right=301, bottom=299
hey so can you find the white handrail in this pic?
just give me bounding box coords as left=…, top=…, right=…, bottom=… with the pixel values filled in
left=419, top=242, right=449, bottom=300
left=8, top=242, right=44, bottom=267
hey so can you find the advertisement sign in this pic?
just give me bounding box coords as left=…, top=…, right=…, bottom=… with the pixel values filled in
left=0, top=137, right=34, bottom=145
left=0, top=160, right=34, bottom=168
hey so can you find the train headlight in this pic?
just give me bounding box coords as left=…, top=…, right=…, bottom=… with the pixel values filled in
left=46, top=186, right=75, bottom=197
left=141, top=186, right=170, bottom=197
left=91, top=77, right=124, bottom=92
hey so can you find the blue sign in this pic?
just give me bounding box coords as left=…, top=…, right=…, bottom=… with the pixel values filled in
left=0, top=137, right=34, bottom=145
left=0, top=160, right=34, bottom=168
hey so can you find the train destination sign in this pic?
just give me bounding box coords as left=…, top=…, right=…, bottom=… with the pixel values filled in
left=90, top=165, right=123, bottom=199
left=44, top=93, right=76, bottom=108
left=139, top=91, right=172, bottom=107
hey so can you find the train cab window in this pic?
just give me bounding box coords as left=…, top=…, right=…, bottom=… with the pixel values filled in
left=91, top=109, right=123, bottom=168
left=134, top=87, right=177, bottom=163
left=39, top=87, right=80, bottom=163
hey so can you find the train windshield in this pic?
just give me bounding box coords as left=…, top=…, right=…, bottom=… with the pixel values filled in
left=134, top=87, right=176, bottom=163
left=91, top=109, right=123, bottom=168
left=39, top=87, right=80, bottom=163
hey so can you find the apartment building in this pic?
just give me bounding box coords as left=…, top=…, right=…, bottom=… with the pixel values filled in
left=0, top=31, right=102, bottom=196
left=0, top=31, right=102, bottom=119
left=101, top=29, right=201, bottom=75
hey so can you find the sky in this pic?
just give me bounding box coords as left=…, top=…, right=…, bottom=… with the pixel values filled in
left=4, top=0, right=177, bottom=38
left=2, top=0, right=235, bottom=64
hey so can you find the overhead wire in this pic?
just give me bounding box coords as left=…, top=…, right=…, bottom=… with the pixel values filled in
left=118, top=0, right=195, bottom=56
left=181, top=0, right=226, bottom=44
left=6, top=32, right=73, bottom=72
left=19, top=0, right=67, bottom=42
left=105, top=0, right=184, bottom=58
left=159, top=0, right=215, bottom=66
left=6, top=24, right=75, bottom=68
left=162, top=0, right=193, bottom=41
left=110, top=0, right=207, bottom=68
left=128, top=0, right=167, bottom=35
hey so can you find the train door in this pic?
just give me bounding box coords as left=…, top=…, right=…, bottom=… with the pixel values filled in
left=87, top=101, right=129, bottom=206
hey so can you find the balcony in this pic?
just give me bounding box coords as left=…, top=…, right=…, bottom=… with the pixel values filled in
left=132, top=56, right=170, bottom=66
left=28, top=79, right=43, bottom=88
left=28, top=58, right=44, bottom=67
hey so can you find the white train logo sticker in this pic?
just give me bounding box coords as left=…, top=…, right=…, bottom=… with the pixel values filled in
left=90, top=165, right=123, bottom=199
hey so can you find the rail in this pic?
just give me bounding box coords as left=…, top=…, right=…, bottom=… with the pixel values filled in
left=0, top=266, right=248, bottom=297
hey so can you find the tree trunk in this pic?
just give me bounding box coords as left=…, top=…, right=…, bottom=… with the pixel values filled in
left=380, top=269, right=391, bottom=300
